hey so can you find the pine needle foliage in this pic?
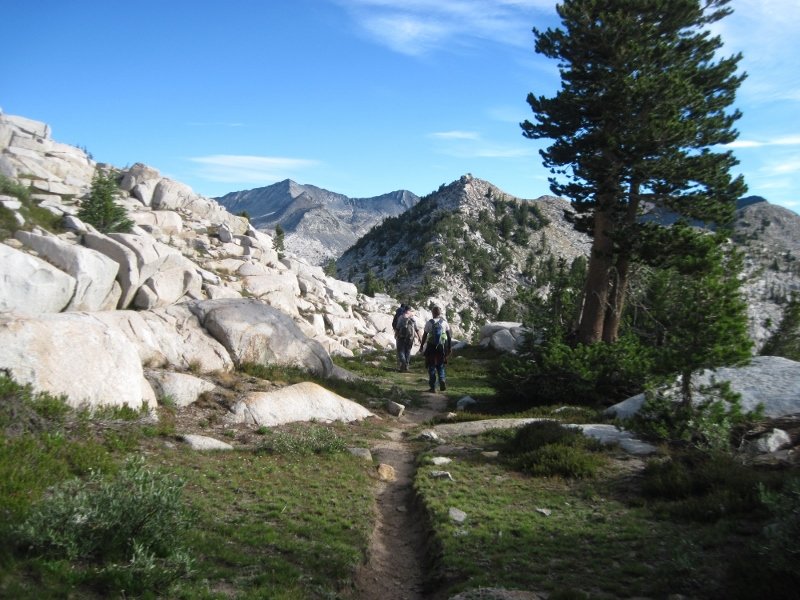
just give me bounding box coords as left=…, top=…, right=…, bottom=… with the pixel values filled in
left=77, top=171, right=133, bottom=233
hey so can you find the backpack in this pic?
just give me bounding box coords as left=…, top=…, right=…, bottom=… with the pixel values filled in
left=391, top=304, right=406, bottom=330
left=430, top=318, right=448, bottom=351
left=397, top=315, right=415, bottom=341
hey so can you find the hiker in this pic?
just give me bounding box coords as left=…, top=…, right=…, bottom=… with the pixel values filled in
left=394, top=305, right=421, bottom=372
left=419, top=305, right=452, bottom=392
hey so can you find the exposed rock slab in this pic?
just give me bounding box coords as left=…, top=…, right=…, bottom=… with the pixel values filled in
left=91, top=303, right=234, bottom=373
left=607, top=356, right=800, bottom=420
left=190, top=298, right=336, bottom=376
left=0, top=242, right=76, bottom=314
left=179, top=434, right=234, bottom=451
left=0, top=312, right=153, bottom=410
left=224, top=381, right=375, bottom=426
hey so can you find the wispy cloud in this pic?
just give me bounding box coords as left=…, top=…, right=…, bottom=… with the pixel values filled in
left=766, top=157, right=800, bottom=176
left=428, top=129, right=532, bottom=159
left=715, top=0, right=800, bottom=104
left=727, top=135, right=800, bottom=149
left=429, top=130, right=481, bottom=140
left=189, top=155, right=320, bottom=183
left=332, top=0, right=554, bottom=55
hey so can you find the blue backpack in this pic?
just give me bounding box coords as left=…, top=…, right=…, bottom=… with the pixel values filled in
left=430, top=318, right=448, bottom=351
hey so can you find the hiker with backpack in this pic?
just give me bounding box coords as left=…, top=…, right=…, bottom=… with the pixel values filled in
left=419, top=305, right=452, bottom=392
left=394, top=305, right=421, bottom=372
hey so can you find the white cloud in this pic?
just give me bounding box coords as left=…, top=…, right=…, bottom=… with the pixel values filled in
left=715, top=0, right=800, bottom=104
left=767, top=157, right=800, bottom=176
left=427, top=125, right=531, bottom=158
left=429, top=130, right=481, bottom=140
left=189, top=155, right=319, bottom=183
left=333, top=0, right=554, bottom=55
left=727, top=135, right=800, bottom=149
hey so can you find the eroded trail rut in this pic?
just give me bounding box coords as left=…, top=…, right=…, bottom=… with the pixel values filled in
left=353, top=389, right=448, bottom=600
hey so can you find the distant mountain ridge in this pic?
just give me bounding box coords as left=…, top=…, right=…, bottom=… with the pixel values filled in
left=216, top=180, right=419, bottom=265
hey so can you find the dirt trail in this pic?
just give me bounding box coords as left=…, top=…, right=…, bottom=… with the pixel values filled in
left=353, top=386, right=448, bottom=600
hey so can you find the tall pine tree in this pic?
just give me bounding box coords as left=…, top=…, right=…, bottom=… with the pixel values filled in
left=522, top=0, right=746, bottom=344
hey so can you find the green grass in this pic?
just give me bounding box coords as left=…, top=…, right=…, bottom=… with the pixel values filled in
left=0, top=375, right=375, bottom=599
left=414, top=448, right=785, bottom=599
left=2, top=350, right=798, bottom=599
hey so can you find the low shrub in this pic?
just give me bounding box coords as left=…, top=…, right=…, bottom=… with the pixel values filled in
left=641, top=451, right=782, bottom=521
left=502, top=421, right=605, bottom=478
left=490, top=335, right=651, bottom=407
left=256, top=424, right=347, bottom=456
left=630, top=381, right=763, bottom=451
left=512, top=443, right=604, bottom=479
left=13, top=457, right=195, bottom=594
left=722, top=477, right=800, bottom=598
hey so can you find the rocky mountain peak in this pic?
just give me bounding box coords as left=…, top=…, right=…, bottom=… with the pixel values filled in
left=216, top=180, right=419, bottom=266
left=337, top=173, right=592, bottom=338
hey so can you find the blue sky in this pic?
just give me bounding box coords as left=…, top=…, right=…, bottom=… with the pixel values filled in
left=3, top=1, right=798, bottom=213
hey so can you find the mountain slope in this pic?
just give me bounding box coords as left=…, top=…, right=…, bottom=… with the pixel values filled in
left=336, top=174, right=592, bottom=337
left=733, top=198, right=800, bottom=349
left=216, top=180, right=419, bottom=265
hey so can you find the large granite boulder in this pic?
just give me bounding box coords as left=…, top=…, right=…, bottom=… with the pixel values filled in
left=607, top=356, right=800, bottom=419
left=189, top=298, right=338, bottom=377
left=224, top=382, right=375, bottom=426
left=0, top=312, right=154, bottom=410
left=0, top=242, right=76, bottom=314
left=146, top=370, right=216, bottom=407
left=14, top=230, right=120, bottom=311
left=91, top=303, right=234, bottom=373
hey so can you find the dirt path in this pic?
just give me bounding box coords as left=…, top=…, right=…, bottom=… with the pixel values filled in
left=353, top=387, right=448, bottom=600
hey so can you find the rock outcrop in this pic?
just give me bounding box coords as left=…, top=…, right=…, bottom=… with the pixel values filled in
left=0, top=111, right=400, bottom=413
left=606, top=356, right=800, bottom=420
left=224, top=382, right=376, bottom=426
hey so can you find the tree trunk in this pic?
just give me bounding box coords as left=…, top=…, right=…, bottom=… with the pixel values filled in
left=602, top=255, right=629, bottom=343
left=577, top=210, right=615, bottom=345
left=600, top=183, right=640, bottom=344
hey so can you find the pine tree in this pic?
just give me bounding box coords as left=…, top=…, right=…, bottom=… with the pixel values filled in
left=273, top=224, right=285, bottom=257
left=630, top=224, right=751, bottom=404
left=77, top=171, right=133, bottom=234
left=522, top=0, right=746, bottom=344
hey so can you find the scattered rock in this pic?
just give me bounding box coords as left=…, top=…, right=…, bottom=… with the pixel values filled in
left=386, top=400, right=405, bottom=417
left=449, top=507, right=467, bottom=523
left=348, top=447, right=373, bottom=462
left=377, top=463, right=396, bottom=481
left=456, top=396, right=478, bottom=411
left=418, top=429, right=442, bottom=442
left=179, top=434, right=234, bottom=451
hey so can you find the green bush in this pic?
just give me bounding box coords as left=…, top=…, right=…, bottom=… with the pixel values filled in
left=502, top=421, right=605, bottom=478
left=631, top=381, right=763, bottom=451
left=0, top=174, right=62, bottom=239
left=512, top=443, right=604, bottom=478
left=14, top=457, right=195, bottom=593
left=504, top=420, right=583, bottom=453
left=256, top=424, right=347, bottom=456
left=491, top=336, right=651, bottom=407
left=758, top=477, right=800, bottom=573
left=641, top=451, right=781, bottom=522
